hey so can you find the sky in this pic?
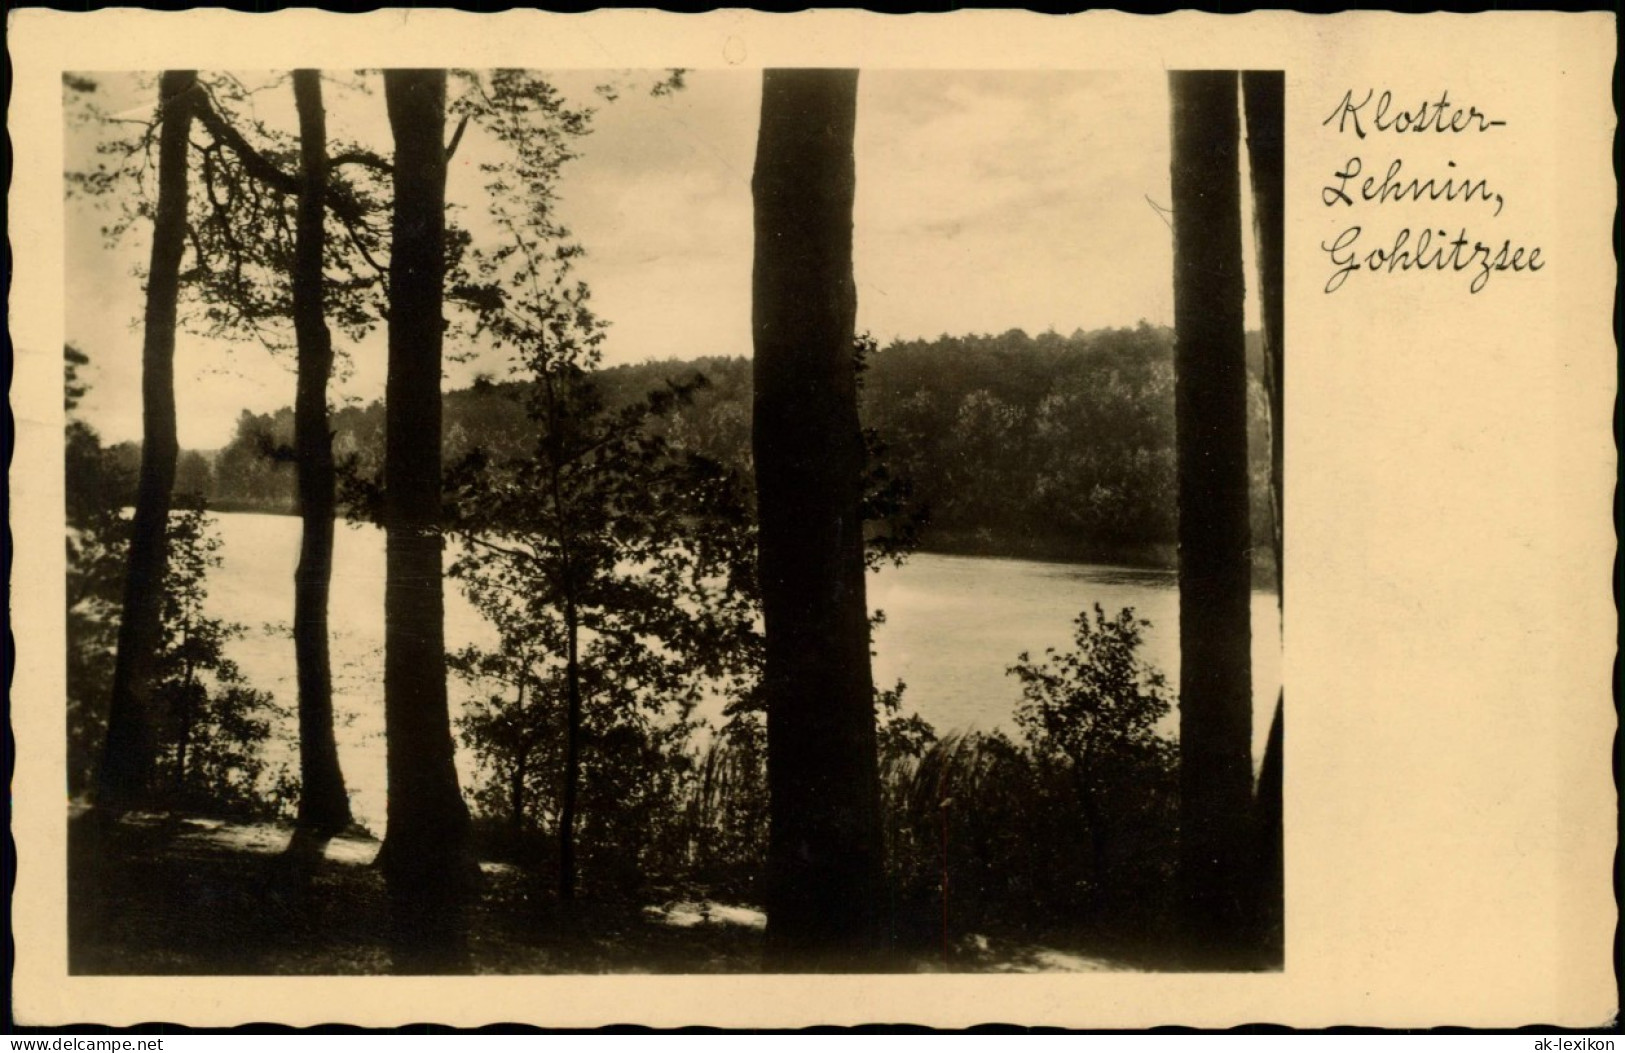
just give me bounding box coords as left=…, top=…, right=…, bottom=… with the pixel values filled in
left=65, top=69, right=1253, bottom=449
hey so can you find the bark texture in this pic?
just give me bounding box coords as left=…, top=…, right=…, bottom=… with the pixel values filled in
left=378, top=68, right=473, bottom=972
left=751, top=68, right=886, bottom=971
left=291, top=68, right=353, bottom=837
left=1169, top=70, right=1256, bottom=967
left=98, top=70, right=199, bottom=811
left=1243, top=69, right=1286, bottom=967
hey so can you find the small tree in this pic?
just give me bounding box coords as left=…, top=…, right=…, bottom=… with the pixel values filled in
left=68, top=347, right=278, bottom=813
left=446, top=358, right=761, bottom=900
left=439, top=67, right=756, bottom=902
left=67, top=346, right=136, bottom=796
left=1009, top=605, right=1178, bottom=911
left=152, top=505, right=281, bottom=815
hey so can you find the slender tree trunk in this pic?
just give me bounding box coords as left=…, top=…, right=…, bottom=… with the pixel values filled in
left=1243, top=69, right=1286, bottom=967
left=377, top=68, right=473, bottom=972
left=174, top=629, right=196, bottom=797
left=540, top=374, right=586, bottom=903
left=510, top=753, right=528, bottom=836
left=1071, top=766, right=1108, bottom=897
left=98, top=70, right=199, bottom=812
left=1243, top=71, right=1285, bottom=601
left=290, top=68, right=353, bottom=838
left=509, top=680, right=530, bottom=836
left=1169, top=70, right=1256, bottom=968
left=558, top=598, right=583, bottom=901
left=752, top=68, right=885, bottom=971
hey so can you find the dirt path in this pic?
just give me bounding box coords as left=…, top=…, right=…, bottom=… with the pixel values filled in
left=69, top=812, right=1143, bottom=975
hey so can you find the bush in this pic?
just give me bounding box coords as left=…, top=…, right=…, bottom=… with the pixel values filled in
left=150, top=506, right=283, bottom=816
left=65, top=493, right=282, bottom=816
left=877, top=606, right=1180, bottom=951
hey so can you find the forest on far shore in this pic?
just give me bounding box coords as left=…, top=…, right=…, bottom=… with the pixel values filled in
left=110, top=324, right=1275, bottom=571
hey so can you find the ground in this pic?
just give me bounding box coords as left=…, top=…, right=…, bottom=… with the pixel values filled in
left=68, top=809, right=1142, bottom=975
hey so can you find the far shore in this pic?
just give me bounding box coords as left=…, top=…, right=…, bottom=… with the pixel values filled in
left=177, top=501, right=1279, bottom=588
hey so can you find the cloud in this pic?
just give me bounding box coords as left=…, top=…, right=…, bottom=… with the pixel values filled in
left=66, top=68, right=1220, bottom=448
left=852, top=70, right=1176, bottom=339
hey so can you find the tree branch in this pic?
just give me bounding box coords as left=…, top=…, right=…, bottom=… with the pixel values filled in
left=445, top=115, right=470, bottom=161
left=330, top=149, right=394, bottom=174
left=194, top=92, right=300, bottom=195
left=196, top=89, right=375, bottom=231
left=333, top=205, right=390, bottom=297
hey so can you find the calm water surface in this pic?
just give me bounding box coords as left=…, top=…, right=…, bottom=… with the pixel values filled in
left=205, top=512, right=1281, bottom=835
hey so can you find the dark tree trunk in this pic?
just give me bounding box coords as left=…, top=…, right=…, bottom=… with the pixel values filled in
left=1243, top=69, right=1286, bottom=967
left=1243, top=71, right=1285, bottom=599
left=540, top=379, right=586, bottom=904
left=377, top=68, right=473, bottom=972
left=98, top=70, right=198, bottom=812
left=290, top=68, right=353, bottom=838
left=1255, top=688, right=1284, bottom=962
left=1070, top=765, right=1108, bottom=897
left=174, top=631, right=196, bottom=797
left=751, top=68, right=886, bottom=971
left=558, top=600, right=583, bottom=901
left=509, top=681, right=530, bottom=836
left=1169, top=70, right=1257, bottom=968
left=510, top=753, right=527, bottom=836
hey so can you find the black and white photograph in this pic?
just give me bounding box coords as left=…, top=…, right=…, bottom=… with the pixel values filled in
left=11, top=7, right=1616, bottom=1031
left=61, top=65, right=1284, bottom=976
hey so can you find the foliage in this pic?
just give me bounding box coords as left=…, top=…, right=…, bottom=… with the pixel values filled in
left=67, top=71, right=392, bottom=355
left=1008, top=605, right=1178, bottom=923
left=211, top=408, right=296, bottom=510
left=445, top=354, right=762, bottom=896
left=66, top=350, right=136, bottom=795
left=442, top=331, right=937, bottom=901
left=675, top=602, right=1180, bottom=942
left=675, top=685, right=936, bottom=906
left=152, top=506, right=285, bottom=815
left=674, top=714, right=771, bottom=900
left=440, top=71, right=761, bottom=898
left=66, top=346, right=283, bottom=814
left=1010, top=605, right=1174, bottom=781
left=196, top=324, right=1273, bottom=575
left=871, top=607, right=1180, bottom=949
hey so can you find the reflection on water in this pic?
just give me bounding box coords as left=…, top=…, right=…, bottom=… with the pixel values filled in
left=203, top=513, right=1281, bottom=836
left=866, top=551, right=1280, bottom=757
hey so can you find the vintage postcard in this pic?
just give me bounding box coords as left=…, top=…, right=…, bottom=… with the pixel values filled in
left=7, top=8, right=1616, bottom=1029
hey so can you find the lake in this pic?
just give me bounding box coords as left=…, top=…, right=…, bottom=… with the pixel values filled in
left=203, top=512, right=1281, bottom=835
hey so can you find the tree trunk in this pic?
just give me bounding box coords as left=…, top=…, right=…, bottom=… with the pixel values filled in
left=558, top=598, right=583, bottom=901
left=1169, top=70, right=1256, bottom=968
left=1243, top=69, right=1286, bottom=967
left=751, top=68, right=886, bottom=971
left=1070, top=764, right=1108, bottom=899
left=510, top=752, right=528, bottom=837
left=509, top=680, right=530, bottom=836
left=377, top=68, right=473, bottom=972
left=1255, top=687, right=1284, bottom=963
left=1243, top=71, right=1285, bottom=600
left=540, top=375, right=586, bottom=904
left=98, top=70, right=198, bottom=812
left=174, top=627, right=196, bottom=798
left=290, top=68, right=353, bottom=838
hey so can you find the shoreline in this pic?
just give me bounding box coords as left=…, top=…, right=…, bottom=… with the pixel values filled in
left=191, top=503, right=1279, bottom=587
